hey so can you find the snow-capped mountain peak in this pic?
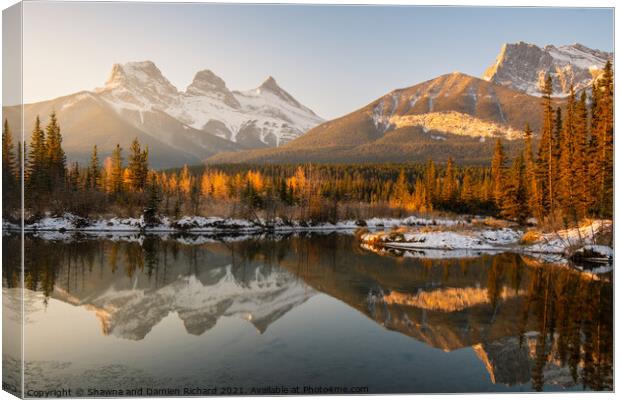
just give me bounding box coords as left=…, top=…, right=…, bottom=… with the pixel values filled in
left=94, top=60, right=323, bottom=149
left=257, top=76, right=303, bottom=108
left=104, top=61, right=178, bottom=95
left=185, top=69, right=240, bottom=108
left=483, top=42, right=613, bottom=97
left=98, top=60, right=179, bottom=111
left=260, top=75, right=277, bottom=87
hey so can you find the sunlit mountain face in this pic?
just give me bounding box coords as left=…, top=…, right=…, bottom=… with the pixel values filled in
left=3, top=233, right=612, bottom=393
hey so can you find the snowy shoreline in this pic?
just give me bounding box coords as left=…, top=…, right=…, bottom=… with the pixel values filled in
left=3, top=212, right=466, bottom=235
left=360, top=220, right=613, bottom=271
left=4, top=214, right=613, bottom=271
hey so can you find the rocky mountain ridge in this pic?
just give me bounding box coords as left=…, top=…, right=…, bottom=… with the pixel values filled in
left=483, top=42, right=613, bottom=97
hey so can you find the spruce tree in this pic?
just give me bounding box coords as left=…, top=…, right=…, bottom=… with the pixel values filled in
left=558, top=88, right=576, bottom=217
left=141, top=145, right=149, bottom=188
left=2, top=120, right=17, bottom=184
left=425, top=159, right=437, bottom=203
left=27, top=116, right=48, bottom=195
left=17, top=141, right=23, bottom=186
left=594, top=60, right=613, bottom=216
left=571, top=91, right=589, bottom=219
left=110, top=144, right=124, bottom=195
left=491, top=138, right=506, bottom=208
left=551, top=107, right=563, bottom=212
left=391, top=169, right=410, bottom=209
left=127, top=138, right=148, bottom=191
left=536, top=75, right=555, bottom=217
left=44, top=111, right=66, bottom=188
left=179, top=164, right=192, bottom=198
left=441, top=157, right=457, bottom=204
left=2, top=119, right=18, bottom=212
left=501, top=154, right=527, bottom=223
left=143, top=172, right=161, bottom=226
left=460, top=172, right=475, bottom=204
left=587, top=81, right=601, bottom=210
left=523, top=123, right=541, bottom=218
left=67, top=161, right=80, bottom=191
left=87, top=145, right=101, bottom=190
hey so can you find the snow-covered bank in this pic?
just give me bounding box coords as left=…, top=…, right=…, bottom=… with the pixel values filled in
left=523, top=220, right=612, bottom=254
left=3, top=213, right=467, bottom=234
left=5, top=212, right=469, bottom=234
left=360, top=220, right=613, bottom=269
left=361, top=228, right=521, bottom=252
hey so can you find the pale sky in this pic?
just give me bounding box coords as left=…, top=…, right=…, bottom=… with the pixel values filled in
left=13, top=2, right=615, bottom=119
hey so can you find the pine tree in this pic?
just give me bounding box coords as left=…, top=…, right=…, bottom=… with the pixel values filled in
left=412, top=180, right=431, bottom=212
left=572, top=91, right=589, bottom=219
left=17, top=141, right=23, bottom=186
left=44, top=111, right=66, bottom=188
left=86, top=145, right=101, bottom=190
left=110, top=144, right=124, bottom=195
left=491, top=138, right=506, bottom=208
left=501, top=154, right=528, bottom=224
left=593, top=60, right=613, bottom=216
left=552, top=106, right=563, bottom=207
left=241, top=179, right=262, bottom=210
left=27, top=116, right=48, bottom=195
left=536, top=75, right=556, bottom=217
left=2, top=119, right=18, bottom=212
left=441, top=157, right=457, bottom=203
left=480, top=171, right=494, bottom=204
left=67, top=161, right=80, bottom=191
left=558, top=87, right=576, bottom=218
left=425, top=159, right=437, bottom=202
left=189, top=177, right=201, bottom=214
left=126, top=138, right=148, bottom=192
left=523, top=123, right=540, bottom=218
left=587, top=81, right=601, bottom=212
left=460, top=172, right=475, bottom=204
left=143, top=172, right=161, bottom=226
left=390, top=169, right=410, bottom=209
left=179, top=165, right=192, bottom=198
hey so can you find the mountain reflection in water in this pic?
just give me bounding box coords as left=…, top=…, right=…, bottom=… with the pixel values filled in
left=2, top=233, right=613, bottom=393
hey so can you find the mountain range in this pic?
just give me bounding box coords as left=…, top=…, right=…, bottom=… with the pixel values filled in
left=3, top=42, right=612, bottom=167
left=211, top=42, right=612, bottom=164
left=209, top=71, right=552, bottom=164
left=3, top=62, right=323, bottom=168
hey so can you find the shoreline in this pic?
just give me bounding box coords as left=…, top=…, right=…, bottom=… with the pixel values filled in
left=3, top=212, right=467, bottom=235
left=4, top=213, right=613, bottom=271
left=359, top=220, right=613, bottom=272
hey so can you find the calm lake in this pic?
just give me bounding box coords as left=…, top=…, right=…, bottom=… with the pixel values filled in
left=2, top=233, right=613, bottom=395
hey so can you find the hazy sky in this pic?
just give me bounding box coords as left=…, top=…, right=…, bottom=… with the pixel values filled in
left=18, top=3, right=615, bottom=118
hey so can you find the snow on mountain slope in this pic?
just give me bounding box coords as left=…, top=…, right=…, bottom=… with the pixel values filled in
left=207, top=72, right=547, bottom=164
left=483, top=42, right=613, bottom=97
left=389, top=112, right=523, bottom=140
left=232, top=77, right=324, bottom=145
left=97, top=61, right=179, bottom=111
left=364, top=72, right=543, bottom=141
left=98, top=61, right=323, bottom=148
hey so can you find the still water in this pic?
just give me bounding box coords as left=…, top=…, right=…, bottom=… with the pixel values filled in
left=2, top=233, right=613, bottom=395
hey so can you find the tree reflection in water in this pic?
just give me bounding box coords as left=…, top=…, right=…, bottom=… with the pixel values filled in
left=3, top=233, right=612, bottom=391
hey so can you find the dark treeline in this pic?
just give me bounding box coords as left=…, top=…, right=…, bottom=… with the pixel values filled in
left=2, top=62, right=612, bottom=225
